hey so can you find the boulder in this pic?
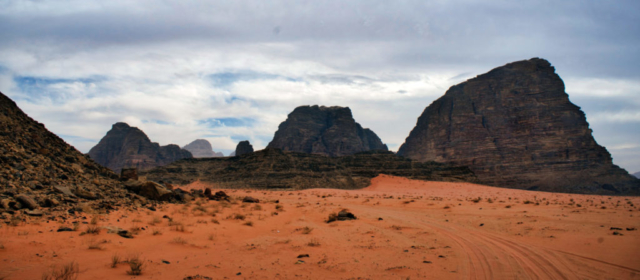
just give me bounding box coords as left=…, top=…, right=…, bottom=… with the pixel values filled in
left=138, top=181, right=174, bottom=201
left=121, top=168, right=138, bottom=181
left=15, top=194, right=38, bottom=210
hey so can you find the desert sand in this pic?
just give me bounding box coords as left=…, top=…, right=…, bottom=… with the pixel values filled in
left=1, top=175, right=639, bottom=279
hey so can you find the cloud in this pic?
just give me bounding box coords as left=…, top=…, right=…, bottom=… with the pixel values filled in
left=0, top=0, right=638, bottom=172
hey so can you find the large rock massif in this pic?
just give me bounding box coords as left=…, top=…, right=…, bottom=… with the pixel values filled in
left=398, top=58, right=639, bottom=195
left=183, top=139, right=224, bottom=158
left=143, top=149, right=477, bottom=189
left=235, top=140, right=254, bottom=156
left=88, top=123, right=192, bottom=172
left=634, top=172, right=640, bottom=179
left=0, top=92, right=142, bottom=215
left=267, top=105, right=388, bottom=157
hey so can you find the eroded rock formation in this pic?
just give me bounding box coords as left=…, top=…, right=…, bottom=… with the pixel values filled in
left=235, top=140, right=253, bottom=156
left=183, top=139, right=223, bottom=158
left=88, top=123, right=192, bottom=172
left=143, top=149, right=477, bottom=189
left=398, top=58, right=639, bottom=195
left=267, top=105, right=388, bottom=157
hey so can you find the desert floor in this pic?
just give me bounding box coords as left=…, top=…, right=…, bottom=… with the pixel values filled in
left=1, top=174, right=640, bottom=279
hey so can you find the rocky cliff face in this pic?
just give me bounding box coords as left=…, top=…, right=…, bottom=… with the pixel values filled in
left=398, top=58, right=639, bottom=195
left=235, top=140, right=254, bottom=156
left=267, top=105, right=388, bottom=157
left=144, top=149, right=477, bottom=189
left=88, top=123, right=192, bottom=172
left=183, top=139, right=223, bottom=158
left=0, top=92, right=141, bottom=214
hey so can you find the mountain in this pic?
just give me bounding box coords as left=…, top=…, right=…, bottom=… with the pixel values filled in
left=183, top=139, right=223, bottom=158
left=235, top=140, right=254, bottom=156
left=397, top=58, right=639, bottom=195
left=143, top=149, right=477, bottom=189
left=0, top=91, right=137, bottom=210
left=267, top=105, right=388, bottom=157
left=634, top=172, right=640, bottom=179
left=88, top=123, right=192, bottom=172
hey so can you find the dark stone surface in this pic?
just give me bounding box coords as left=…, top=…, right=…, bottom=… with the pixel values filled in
left=88, top=122, right=192, bottom=172
left=120, top=168, right=138, bottom=181
left=143, top=149, right=477, bottom=190
left=397, top=58, right=640, bottom=195
left=235, top=140, right=254, bottom=156
left=267, top=105, right=388, bottom=157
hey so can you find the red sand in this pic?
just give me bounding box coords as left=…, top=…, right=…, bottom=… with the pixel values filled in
left=1, top=174, right=639, bottom=279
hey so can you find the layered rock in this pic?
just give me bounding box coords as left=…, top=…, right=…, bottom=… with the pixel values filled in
left=143, top=149, right=477, bottom=189
left=398, top=58, right=640, bottom=195
left=183, top=139, right=223, bottom=158
left=0, top=91, right=141, bottom=214
left=267, top=105, right=388, bottom=157
left=88, top=123, right=192, bottom=172
left=235, top=140, right=254, bottom=156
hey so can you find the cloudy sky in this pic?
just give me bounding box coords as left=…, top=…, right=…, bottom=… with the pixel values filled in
left=0, top=0, right=638, bottom=173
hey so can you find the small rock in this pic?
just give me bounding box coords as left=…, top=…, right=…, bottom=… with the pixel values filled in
left=295, top=260, right=305, bottom=264
left=57, top=227, right=73, bottom=232
left=626, top=227, right=636, bottom=231
left=297, top=254, right=310, bottom=258
left=378, top=217, right=383, bottom=221
left=26, top=209, right=43, bottom=216
left=243, top=196, right=259, bottom=203
left=610, top=227, right=623, bottom=231
left=117, top=230, right=133, bottom=238
left=162, top=260, right=170, bottom=264
left=423, top=261, right=432, bottom=264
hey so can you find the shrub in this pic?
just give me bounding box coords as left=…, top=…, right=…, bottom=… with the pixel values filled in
left=307, top=238, right=321, bottom=247
left=84, top=225, right=101, bottom=235
left=127, top=255, right=145, bottom=275
left=111, top=254, right=120, bottom=268
left=41, top=261, right=79, bottom=280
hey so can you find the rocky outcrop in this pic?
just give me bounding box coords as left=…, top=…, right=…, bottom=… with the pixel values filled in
left=183, top=139, right=223, bottom=158
left=143, top=149, right=477, bottom=189
left=398, top=58, right=640, bottom=195
left=88, top=123, right=192, bottom=172
left=235, top=140, right=254, bottom=156
left=0, top=91, right=142, bottom=216
left=267, top=105, right=388, bottom=157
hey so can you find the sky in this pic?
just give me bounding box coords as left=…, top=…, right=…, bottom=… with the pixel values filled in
left=0, top=0, right=639, bottom=173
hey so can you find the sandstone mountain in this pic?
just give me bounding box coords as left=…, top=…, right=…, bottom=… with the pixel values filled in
left=235, top=140, right=254, bottom=156
left=267, top=105, right=388, bottom=157
left=398, top=58, right=639, bottom=195
left=88, top=123, right=192, bottom=172
left=143, top=149, right=477, bottom=189
left=0, top=91, right=140, bottom=213
left=183, top=139, right=223, bottom=158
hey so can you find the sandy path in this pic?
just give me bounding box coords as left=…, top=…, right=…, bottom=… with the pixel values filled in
left=1, top=174, right=639, bottom=279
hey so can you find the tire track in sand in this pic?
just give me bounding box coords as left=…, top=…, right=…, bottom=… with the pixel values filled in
left=377, top=209, right=640, bottom=280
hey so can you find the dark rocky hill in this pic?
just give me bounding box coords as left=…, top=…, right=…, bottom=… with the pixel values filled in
left=183, top=139, right=223, bottom=158
left=267, top=105, right=388, bottom=157
left=634, top=172, right=640, bottom=179
left=0, top=92, right=142, bottom=215
left=88, top=123, right=192, bottom=172
left=235, top=140, right=254, bottom=156
left=143, top=149, right=477, bottom=189
left=398, top=58, right=639, bottom=195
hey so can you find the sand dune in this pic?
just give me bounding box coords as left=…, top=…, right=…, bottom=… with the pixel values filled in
left=1, top=175, right=639, bottom=279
